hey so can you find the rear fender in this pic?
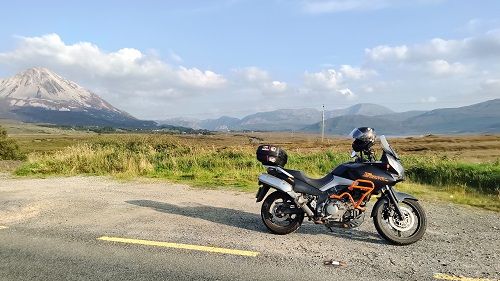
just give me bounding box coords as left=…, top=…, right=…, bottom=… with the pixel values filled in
left=257, top=173, right=297, bottom=202
left=255, top=185, right=270, bottom=202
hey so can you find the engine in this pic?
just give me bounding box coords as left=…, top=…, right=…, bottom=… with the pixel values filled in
left=323, top=199, right=350, bottom=221
left=322, top=198, right=366, bottom=228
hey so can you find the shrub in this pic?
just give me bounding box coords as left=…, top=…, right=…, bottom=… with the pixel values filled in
left=0, top=126, right=25, bottom=160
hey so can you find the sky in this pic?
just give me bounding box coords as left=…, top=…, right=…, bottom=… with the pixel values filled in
left=0, top=0, right=499, bottom=120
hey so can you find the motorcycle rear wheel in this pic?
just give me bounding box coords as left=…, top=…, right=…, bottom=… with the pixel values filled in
left=373, top=198, right=427, bottom=245
left=261, top=191, right=304, bottom=235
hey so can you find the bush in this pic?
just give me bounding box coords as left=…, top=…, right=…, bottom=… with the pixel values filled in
left=0, top=126, right=25, bottom=160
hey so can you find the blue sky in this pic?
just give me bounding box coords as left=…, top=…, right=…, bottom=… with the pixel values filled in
left=1, top=0, right=499, bottom=119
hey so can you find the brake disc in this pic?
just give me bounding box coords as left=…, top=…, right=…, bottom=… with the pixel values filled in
left=388, top=206, right=415, bottom=232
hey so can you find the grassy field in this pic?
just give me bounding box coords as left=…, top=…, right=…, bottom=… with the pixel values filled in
left=2, top=122, right=499, bottom=211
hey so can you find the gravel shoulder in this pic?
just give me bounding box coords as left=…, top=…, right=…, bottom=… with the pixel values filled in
left=0, top=175, right=499, bottom=281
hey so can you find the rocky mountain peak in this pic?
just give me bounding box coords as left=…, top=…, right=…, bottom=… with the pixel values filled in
left=0, top=67, right=119, bottom=113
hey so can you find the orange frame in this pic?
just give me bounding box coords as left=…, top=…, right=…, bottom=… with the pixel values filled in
left=329, top=179, right=375, bottom=211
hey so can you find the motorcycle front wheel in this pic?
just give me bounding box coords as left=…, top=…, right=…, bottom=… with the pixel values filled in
left=261, top=191, right=304, bottom=235
left=373, top=198, right=427, bottom=245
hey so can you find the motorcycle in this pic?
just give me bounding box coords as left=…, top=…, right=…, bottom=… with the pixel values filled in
left=255, top=128, right=426, bottom=245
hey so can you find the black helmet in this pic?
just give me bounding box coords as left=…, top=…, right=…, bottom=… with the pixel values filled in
left=350, top=127, right=376, bottom=152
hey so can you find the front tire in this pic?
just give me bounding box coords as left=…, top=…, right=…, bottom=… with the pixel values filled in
left=261, top=191, right=304, bottom=235
left=373, top=198, right=427, bottom=245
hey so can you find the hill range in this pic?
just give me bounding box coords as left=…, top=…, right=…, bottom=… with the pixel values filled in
left=0, top=67, right=498, bottom=135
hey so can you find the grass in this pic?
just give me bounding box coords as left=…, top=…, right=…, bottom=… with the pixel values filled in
left=397, top=182, right=500, bottom=212
left=12, top=134, right=499, bottom=209
left=1, top=123, right=497, bottom=211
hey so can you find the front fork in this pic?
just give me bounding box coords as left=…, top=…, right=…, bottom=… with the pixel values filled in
left=381, top=185, right=404, bottom=219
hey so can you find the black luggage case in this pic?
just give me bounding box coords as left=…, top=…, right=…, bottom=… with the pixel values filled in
left=256, top=145, right=288, bottom=167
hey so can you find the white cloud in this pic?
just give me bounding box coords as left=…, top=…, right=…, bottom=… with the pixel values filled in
left=337, top=88, right=356, bottom=98
left=233, top=67, right=288, bottom=94
left=302, top=0, right=444, bottom=14
left=304, top=69, right=343, bottom=90
left=365, top=30, right=500, bottom=62
left=421, top=96, right=438, bottom=103
left=339, top=64, right=376, bottom=79
left=302, top=0, right=391, bottom=13
left=365, top=45, right=408, bottom=61
left=302, top=67, right=367, bottom=99
left=169, top=50, right=183, bottom=63
left=270, top=80, right=288, bottom=92
left=177, top=67, right=226, bottom=88
left=426, top=60, right=467, bottom=76
left=0, top=33, right=227, bottom=94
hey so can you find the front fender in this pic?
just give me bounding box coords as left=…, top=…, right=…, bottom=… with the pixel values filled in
left=371, top=191, right=418, bottom=218
left=393, top=191, right=417, bottom=202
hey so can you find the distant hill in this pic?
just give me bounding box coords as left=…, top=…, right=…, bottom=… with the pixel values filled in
left=159, top=104, right=394, bottom=132
left=0, top=67, right=156, bottom=128
left=405, top=99, right=500, bottom=134
left=160, top=99, right=500, bottom=134
left=302, top=115, right=407, bottom=135
left=326, top=103, right=394, bottom=118
left=303, top=99, right=500, bottom=135
left=200, top=116, right=241, bottom=131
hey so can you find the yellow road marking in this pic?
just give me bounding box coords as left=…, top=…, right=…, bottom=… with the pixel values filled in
left=434, top=273, right=497, bottom=281
left=97, top=236, right=260, bottom=257
left=0, top=226, right=8, bottom=230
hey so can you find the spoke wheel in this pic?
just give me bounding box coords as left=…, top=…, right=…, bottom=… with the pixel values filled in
left=261, top=191, right=304, bottom=235
left=373, top=199, right=427, bottom=245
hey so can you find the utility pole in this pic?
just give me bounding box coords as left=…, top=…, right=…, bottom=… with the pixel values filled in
left=321, top=104, right=325, bottom=142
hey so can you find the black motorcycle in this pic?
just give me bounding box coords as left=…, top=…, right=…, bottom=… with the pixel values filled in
left=255, top=127, right=426, bottom=245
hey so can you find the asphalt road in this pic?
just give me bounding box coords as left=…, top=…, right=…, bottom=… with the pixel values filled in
left=0, top=176, right=499, bottom=281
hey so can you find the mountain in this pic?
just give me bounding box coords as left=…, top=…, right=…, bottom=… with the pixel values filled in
left=302, top=115, right=407, bottom=135
left=158, top=117, right=202, bottom=129
left=0, top=67, right=156, bottom=128
left=405, top=99, right=500, bottom=134
left=326, top=103, right=394, bottom=118
left=199, top=116, right=241, bottom=131
left=238, top=108, right=321, bottom=131
left=160, top=99, right=500, bottom=134
left=303, top=99, right=500, bottom=135
left=159, top=108, right=323, bottom=131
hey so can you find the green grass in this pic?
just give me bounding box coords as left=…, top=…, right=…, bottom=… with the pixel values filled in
left=13, top=135, right=499, bottom=210
left=397, top=182, right=500, bottom=212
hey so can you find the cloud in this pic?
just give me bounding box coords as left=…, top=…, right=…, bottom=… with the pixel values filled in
left=302, top=0, right=392, bottom=13
left=301, top=0, right=445, bottom=14
left=302, top=66, right=373, bottom=98
left=233, top=67, right=288, bottom=94
left=304, top=69, right=343, bottom=90
left=339, top=64, right=376, bottom=79
left=337, top=88, right=355, bottom=98
left=426, top=60, right=467, bottom=76
left=420, top=96, right=438, bottom=103
left=365, top=30, right=500, bottom=62
left=0, top=33, right=227, bottom=95
left=168, top=50, right=183, bottom=63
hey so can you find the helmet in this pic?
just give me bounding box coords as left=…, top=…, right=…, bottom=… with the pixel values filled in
left=350, top=127, right=376, bottom=152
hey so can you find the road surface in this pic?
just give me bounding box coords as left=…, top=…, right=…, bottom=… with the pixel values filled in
left=1, top=176, right=499, bottom=281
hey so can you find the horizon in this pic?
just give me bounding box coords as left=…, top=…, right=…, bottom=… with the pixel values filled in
left=1, top=1, right=499, bottom=119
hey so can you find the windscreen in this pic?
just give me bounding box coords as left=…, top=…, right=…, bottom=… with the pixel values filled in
left=380, top=135, right=400, bottom=159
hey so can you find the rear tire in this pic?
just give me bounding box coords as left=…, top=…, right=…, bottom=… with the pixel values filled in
left=373, top=198, right=427, bottom=245
left=261, top=191, right=304, bottom=235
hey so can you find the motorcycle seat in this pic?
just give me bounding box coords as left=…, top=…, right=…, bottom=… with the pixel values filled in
left=284, top=168, right=334, bottom=189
